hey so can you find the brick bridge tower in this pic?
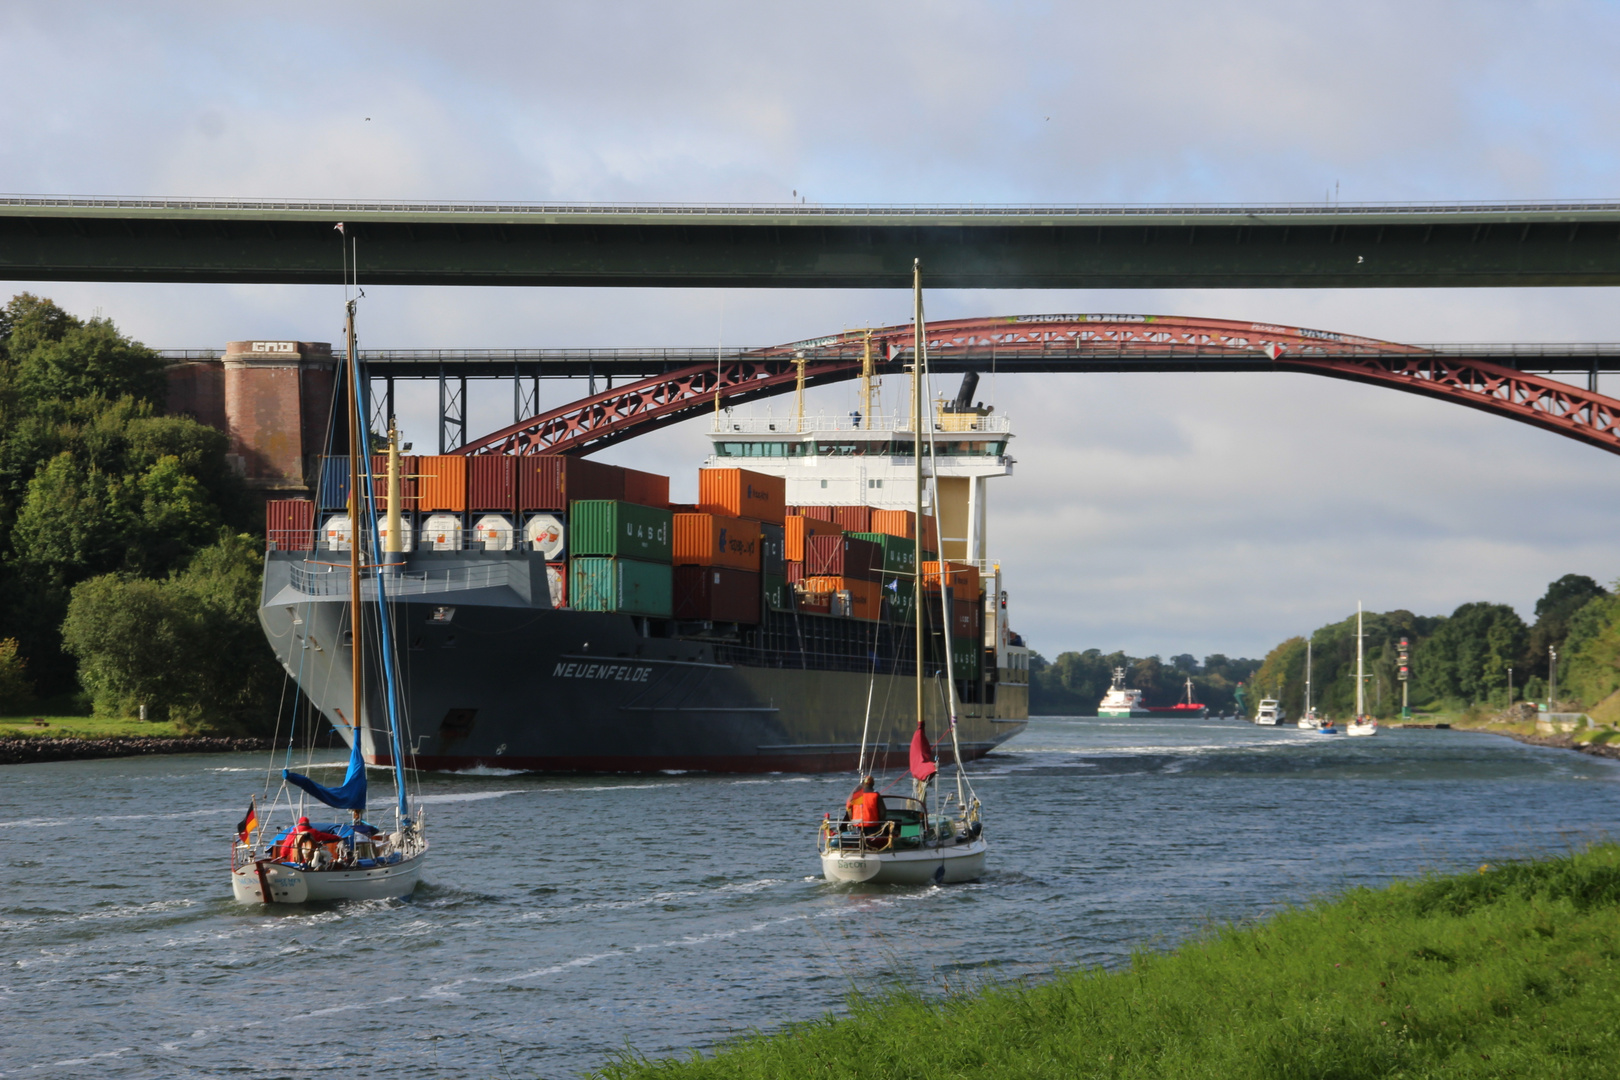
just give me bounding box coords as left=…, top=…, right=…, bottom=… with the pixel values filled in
left=165, top=341, right=338, bottom=500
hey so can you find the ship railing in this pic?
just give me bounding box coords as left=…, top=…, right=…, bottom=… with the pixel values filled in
left=712, top=412, right=1011, bottom=435
left=290, top=561, right=516, bottom=597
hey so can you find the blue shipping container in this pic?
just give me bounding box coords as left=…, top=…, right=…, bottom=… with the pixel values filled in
left=318, top=456, right=351, bottom=510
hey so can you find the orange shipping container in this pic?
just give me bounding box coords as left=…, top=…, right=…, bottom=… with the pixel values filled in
left=784, top=512, right=838, bottom=562
left=870, top=508, right=916, bottom=540
left=623, top=468, right=670, bottom=508
left=803, top=575, right=880, bottom=621
left=829, top=505, right=871, bottom=533
left=698, top=468, right=785, bottom=524
left=921, top=560, right=981, bottom=603
left=416, top=455, right=469, bottom=512
left=672, top=513, right=762, bottom=570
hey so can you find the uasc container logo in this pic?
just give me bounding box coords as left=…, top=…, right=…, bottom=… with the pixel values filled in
left=623, top=522, right=669, bottom=543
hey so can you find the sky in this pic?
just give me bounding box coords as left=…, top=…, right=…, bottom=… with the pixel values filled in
left=5, top=0, right=1620, bottom=661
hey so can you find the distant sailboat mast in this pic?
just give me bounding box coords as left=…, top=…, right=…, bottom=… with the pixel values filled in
left=1305, top=640, right=1313, bottom=717
left=1355, top=602, right=1366, bottom=719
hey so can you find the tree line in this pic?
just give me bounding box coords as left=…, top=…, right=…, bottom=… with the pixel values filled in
left=1028, top=650, right=1263, bottom=715
left=0, top=294, right=280, bottom=732
left=1247, top=574, right=1619, bottom=719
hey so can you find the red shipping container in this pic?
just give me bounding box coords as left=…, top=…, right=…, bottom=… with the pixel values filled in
left=369, top=455, right=420, bottom=512
left=266, top=498, right=314, bottom=551
left=517, top=456, right=626, bottom=511
left=623, top=468, right=670, bottom=508
left=869, top=508, right=915, bottom=539
left=673, top=513, right=761, bottom=570
left=698, top=468, right=785, bottom=524
left=785, top=513, right=838, bottom=562
left=416, top=455, right=469, bottom=512
left=803, top=576, right=880, bottom=621
left=924, top=595, right=981, bottom=641
left=807, top=534, right=883, bottom=582
left=468, top=455, right=517, bottom=512
left=673, top=566, right=761, bottom=623
left=786, top=560, right=804, bottom=585
left=830, top=505, right=872, bottom=533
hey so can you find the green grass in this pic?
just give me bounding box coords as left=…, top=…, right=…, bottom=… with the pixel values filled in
left=0, top=714, right=185, bottom=738
left=598, top=846, right=1620, bottom=1079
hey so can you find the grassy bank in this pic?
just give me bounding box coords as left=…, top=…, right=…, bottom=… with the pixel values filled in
left=0, top=715, right=184, bottom=738
left=602, top=846, right=1620, bottom=1079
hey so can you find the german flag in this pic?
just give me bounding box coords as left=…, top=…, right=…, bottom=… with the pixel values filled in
left=236, top=798, right=258, bottom=844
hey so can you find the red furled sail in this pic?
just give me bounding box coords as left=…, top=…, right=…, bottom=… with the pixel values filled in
left=909, top=722, right=937, bottom=781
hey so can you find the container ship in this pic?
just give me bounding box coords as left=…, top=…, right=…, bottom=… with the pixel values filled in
left=258, top=398, right=1030, bottom=773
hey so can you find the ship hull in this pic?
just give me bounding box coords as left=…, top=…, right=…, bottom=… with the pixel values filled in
left=261, top=552, right=1027, bottom=774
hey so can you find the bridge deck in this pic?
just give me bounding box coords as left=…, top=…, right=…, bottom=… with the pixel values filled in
left=12, top=196, right=1620, bottom=288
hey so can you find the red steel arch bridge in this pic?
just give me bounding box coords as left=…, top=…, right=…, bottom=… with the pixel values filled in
left=258, top=315, right=1620, bottom=459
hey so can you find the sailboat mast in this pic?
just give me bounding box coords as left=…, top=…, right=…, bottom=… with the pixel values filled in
left=912, top=260, right=925, bottom=757
left=1305, top=640, right=1312, bottom=715
left=1355, top=602, right=1365, bottom=718
left=344, top=302, right=364, bottom=755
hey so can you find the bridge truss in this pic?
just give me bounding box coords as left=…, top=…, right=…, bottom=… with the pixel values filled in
left=447, top=316, right=1620, bottom=458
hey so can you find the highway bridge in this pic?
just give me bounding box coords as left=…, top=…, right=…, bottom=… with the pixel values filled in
left=11, top=195, right=1620, bottom=289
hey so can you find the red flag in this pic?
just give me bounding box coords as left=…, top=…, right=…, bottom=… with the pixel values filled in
left=909, top=722, right=937, bottom=782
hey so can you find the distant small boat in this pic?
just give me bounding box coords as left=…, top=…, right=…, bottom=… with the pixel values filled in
left=1097, top=667, right=1153, bottom=718
left=1297, top=709, right=1318, bottom=730
left=1254, top=698, right=1285, bottom=726
left=1146, top=676, right=1209, bottom=719
left=1298, top=642, right=1319, bottom=727
left=1346, top=717, right=1378, bottom=737
left=1317, top=718, right=1339, bottom=734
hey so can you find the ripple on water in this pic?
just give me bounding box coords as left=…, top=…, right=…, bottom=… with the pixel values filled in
left=2, top=719, right=1617, bottom=1079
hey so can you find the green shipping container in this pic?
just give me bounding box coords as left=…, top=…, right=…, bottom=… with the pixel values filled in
left=570, top=500, right=673, bottom=562
left=850, top=532, right=917, bottom=577
left=952, top=635, right=981, bottom=683
left=763, top=572, right=791, bottom=613
left=879, top=575, right=915, bottom=624
left=569, top=557, right=674, bottom=617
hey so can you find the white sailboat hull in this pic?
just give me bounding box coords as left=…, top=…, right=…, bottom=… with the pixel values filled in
left=820, top=837, right=987, bottom=885
left=231, top=848, right=427, bottom=905
left=1346, top=723, right=1378, bottom=737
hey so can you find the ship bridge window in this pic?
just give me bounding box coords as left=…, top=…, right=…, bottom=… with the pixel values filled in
left=717, top=441, right=804, bottom=458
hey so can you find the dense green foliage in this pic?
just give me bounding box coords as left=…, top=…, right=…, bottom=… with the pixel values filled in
left=0, top=293, right=268, bottom=730
left=599, top=845, right=1620, bottom=1079
left=1028, top=650, right=1260, bottom=715
left=1244, top=573, right=1620, bottom=719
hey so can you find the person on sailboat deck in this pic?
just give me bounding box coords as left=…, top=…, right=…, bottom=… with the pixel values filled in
left=845, top=776, right=885, bottom=835
left=276, top=817, right=341, bottom=865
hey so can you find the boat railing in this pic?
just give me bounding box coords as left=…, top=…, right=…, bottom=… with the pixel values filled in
left=290, top=561, right=516, bottom=597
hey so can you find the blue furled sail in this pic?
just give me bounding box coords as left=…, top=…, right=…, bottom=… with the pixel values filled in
left=283, top=725, right=367, bottom=810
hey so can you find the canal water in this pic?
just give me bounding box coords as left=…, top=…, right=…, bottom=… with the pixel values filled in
left=3, top=717, right=1616, bottom=1079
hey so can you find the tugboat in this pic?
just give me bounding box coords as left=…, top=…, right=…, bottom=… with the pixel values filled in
left=1097, top=667, right=1153, bottom=718
left=1146, top=675, right=1209, bottom=719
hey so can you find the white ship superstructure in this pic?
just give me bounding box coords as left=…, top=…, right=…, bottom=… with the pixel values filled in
left=706, top=390, right=1029, bottom=692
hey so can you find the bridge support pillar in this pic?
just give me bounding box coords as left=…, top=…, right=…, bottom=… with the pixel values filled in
left=163, top=340, right=336, bottom=502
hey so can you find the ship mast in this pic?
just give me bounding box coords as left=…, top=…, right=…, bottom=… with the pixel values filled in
left=912, top=261, right=925, bottom=761
left=344, top=301, right=364, bottom=757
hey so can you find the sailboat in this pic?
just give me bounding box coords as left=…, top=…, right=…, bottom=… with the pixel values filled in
left=1346, top=604, right=1378, bottom=737
left=1297, top=640, right=1319, bottom=728
left=230, top=283, right=427, bottom=904
left=818, top=260, right=988, bottom=886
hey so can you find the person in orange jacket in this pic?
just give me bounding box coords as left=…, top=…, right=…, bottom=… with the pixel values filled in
left=275, top=816, right=342, bottom=865
left=844, top=776, right=885, bottom=834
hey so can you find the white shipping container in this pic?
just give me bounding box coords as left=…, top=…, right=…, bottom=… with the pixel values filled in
left=474, top=514, right=515, bottom=551
left=525, top=513, right=566, bottom=559
left=422, top=513, right=463, bottom=551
